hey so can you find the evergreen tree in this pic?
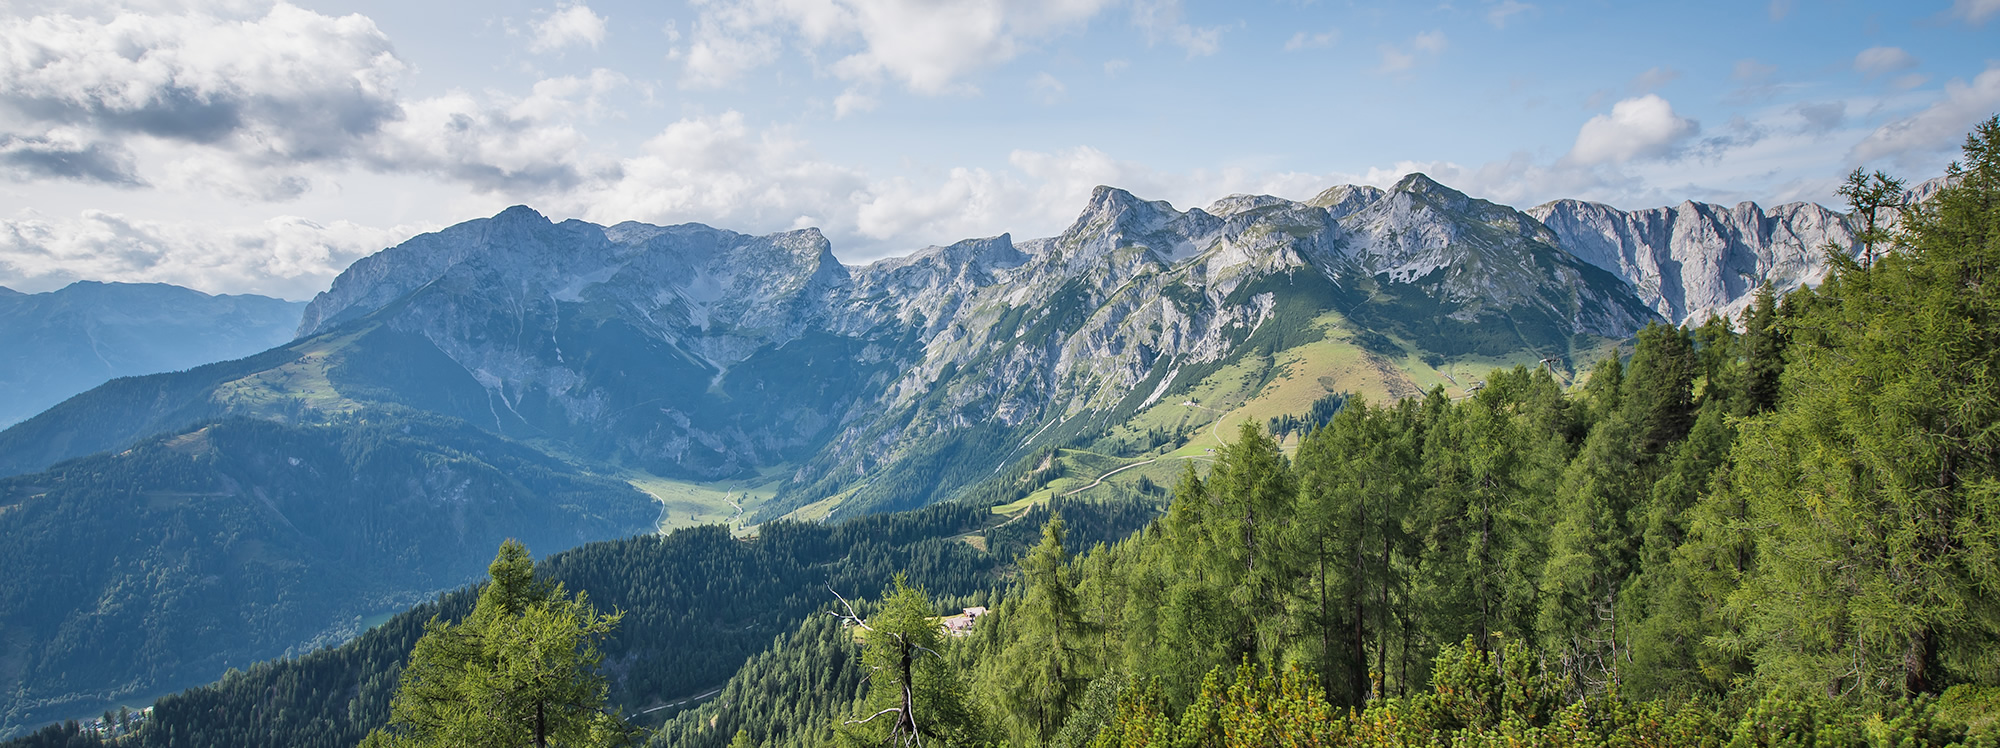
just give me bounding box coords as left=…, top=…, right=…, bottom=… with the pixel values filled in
left=1734, top=116, right=2000, bottom=700
left=362, top=540, right=630, bottom=748
left=998, top=516, right=1091, bottom=742
left=1837, top=166, right=1909, bottom=267
left=1736, top=282, right=1786, bottom=415
left=1290, top=396, right=1414, bottom=704
left=1201, top=422, right=1297, bottom=663
left=837, top=577, right=986, bottom=748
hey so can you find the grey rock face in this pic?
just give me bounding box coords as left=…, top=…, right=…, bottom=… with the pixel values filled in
left=1529, top=198, right=1859, bottom=325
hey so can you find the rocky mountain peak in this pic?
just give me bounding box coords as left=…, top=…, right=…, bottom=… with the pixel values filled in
left=1306, top=184, right=1386, bottom=219
left=492, top=204, right=547, bottom=223
left=1205, top=194, right=1292, bottom=217
left=1388, top=172, right=1481, bottom=213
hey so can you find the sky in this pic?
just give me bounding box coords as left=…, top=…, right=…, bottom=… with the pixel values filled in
left=0, top=0, right=1996, bottom=300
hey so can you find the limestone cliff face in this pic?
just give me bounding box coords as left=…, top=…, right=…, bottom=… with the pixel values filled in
left=1528, top=197, right=1859, bottom=325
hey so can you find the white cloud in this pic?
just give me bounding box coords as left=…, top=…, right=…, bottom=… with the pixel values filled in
left=1566, top=94, right=1699, bottom=165
left=1486, top=0, right=1535, bottom=29
left=0, top=209, right=420, bottom=299
left=1850, top=65, right=2000, bottom=168
left=1952, top=0, right=2000, bottom=24
left=1284, top=28, right=1338, bottom=51
left=0, top=3, right=404, bottom=164
left=563, top=111, right=871, bottom=240
left=1378, top=31, right=1446, bottom=73
left=512, top=69, right=631, bottom=121
left=1853, top=46, right=1918, bottom=76
left=0, top=3, right=632, bottom=200
left=675, top=22, right=781, bottom=89
left=368, top=89, right=606, bottom=193
left=529, top=2, right=607, bottom=54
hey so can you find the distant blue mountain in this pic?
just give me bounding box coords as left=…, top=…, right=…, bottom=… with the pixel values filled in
left=0, top=282, right=304, bottom=427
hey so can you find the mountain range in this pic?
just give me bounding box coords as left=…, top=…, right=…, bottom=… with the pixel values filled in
left=0, top=172, right=1876, bottom=736
left=0, top=283, right=303, bottom=428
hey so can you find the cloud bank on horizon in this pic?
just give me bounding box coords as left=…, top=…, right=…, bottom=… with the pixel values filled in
left=0, top=0, right=1995, bottom=299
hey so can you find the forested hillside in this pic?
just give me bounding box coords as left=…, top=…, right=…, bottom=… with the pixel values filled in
left=0, top=412, right=659, bottom=735
left=1, top=495, right=1156, bottom=748
left=665, top=118, right=2000, bottom=747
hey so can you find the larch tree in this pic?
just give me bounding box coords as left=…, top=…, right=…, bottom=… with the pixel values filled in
left=1732, top=117, right=2000, bottom=700
left=361, top=540, right=630, bottom=748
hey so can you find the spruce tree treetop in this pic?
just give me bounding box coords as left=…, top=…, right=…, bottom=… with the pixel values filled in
left=361, top=540, right=631, bottom=748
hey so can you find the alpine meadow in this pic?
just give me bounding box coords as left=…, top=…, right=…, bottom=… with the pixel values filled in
left=1, top=1, right=1998, bottom=746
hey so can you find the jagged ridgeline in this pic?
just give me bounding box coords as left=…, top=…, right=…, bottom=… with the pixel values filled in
left=0, top=174, right=1677, bottom=519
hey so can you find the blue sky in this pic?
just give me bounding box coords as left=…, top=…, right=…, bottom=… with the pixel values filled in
left=1, top=0, right=1995, bottom=299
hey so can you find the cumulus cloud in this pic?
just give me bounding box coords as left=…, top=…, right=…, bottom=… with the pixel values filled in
left=0, top=209, right=419, bottom=299
left=1853, top=46, right=1918, bottom=76
left=1850, top=65, right=2000, bottom=168
left=0, top=4, right=404, bottom=161
left=529, top=2, right=607, bottom=53
left=0, top=3, right=630, bottom=200
left=670, top=0, right=1211, bottom=93
left=1566, top=95, right=1699, bottom=165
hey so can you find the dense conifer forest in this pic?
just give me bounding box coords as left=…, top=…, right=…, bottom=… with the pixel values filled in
left=12, top=118, right=2000, bottom=747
